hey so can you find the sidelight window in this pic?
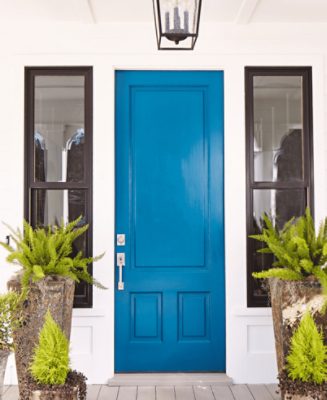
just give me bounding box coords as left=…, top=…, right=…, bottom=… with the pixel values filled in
left=245, top=67, right=314, bottom=307
left=25, top=67, right=93, bottom=308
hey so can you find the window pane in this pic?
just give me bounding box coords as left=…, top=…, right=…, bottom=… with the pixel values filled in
left=251, top=188, right=307, bottom=301
left=253, top=189, right=306, bottom=231
left=31, top=189, right=89, bottom=300
left=31, top=189, right=87, bottom=227
left=34, top=76, right=85, bottom=182
left=253, top=76, right=304, bottom=182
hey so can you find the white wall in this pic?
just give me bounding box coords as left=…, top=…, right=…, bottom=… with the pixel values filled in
left=0, top=20, right=326, bottom=385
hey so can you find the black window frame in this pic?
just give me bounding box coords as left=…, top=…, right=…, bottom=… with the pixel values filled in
left=245, top=66, right=314, bottom=307
left=24, top=66, right=93, bottom=308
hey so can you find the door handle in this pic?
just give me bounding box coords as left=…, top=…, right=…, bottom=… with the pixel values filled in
left=117, top=252, right=125, bottom=291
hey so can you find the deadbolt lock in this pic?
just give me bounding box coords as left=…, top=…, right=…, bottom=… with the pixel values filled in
left=117, top=234, right=126, bottom=246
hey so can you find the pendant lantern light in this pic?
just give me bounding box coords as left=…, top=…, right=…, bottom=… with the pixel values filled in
left=153, top=0, right=202, bottom=50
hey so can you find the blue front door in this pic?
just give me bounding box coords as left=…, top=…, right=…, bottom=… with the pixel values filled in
left=115, top=71, right=225, bottom=372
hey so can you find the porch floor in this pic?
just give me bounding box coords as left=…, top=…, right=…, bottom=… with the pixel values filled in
left=3, top=384, right=281, bottom=399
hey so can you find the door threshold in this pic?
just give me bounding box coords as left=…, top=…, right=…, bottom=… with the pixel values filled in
left=107, top=373, right=232, bottom=386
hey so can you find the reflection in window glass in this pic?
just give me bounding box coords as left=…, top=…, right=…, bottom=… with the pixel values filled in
left=31, top=189, right=86, bottom=227
left=253, top=76, right=303, bottom=182
left=34, top=76, right=85, bottom=182
left=31, top=189, right=87, bottom=263
left=253, top=189, right=306, bottom=231
left=251, top=188, right=306, bottom=299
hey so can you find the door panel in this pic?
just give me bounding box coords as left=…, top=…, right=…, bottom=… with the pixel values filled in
left=133, top=88, right=206, bottom=268
left=115, top=71, right=225, bottom=372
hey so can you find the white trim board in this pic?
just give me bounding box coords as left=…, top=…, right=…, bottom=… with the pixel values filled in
left=108, top=373, right=232, bottom=386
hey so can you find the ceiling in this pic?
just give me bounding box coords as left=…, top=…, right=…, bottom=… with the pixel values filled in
left=0, top=0, right=327, bottom=24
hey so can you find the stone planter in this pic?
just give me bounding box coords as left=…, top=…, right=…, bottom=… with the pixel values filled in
left=269, top=278, right=324, bottom=374
left=30, top=387, right=78, bottom=400
left=7, top=275, right=75, bottom=400
left=269, top=277, right=326, bottom=400
left=0, top=350, right=9, bottom=400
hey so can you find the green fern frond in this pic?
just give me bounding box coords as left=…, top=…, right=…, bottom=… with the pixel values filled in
left=262, top=213, right=278, bottom=235
left=267, top=242, right=299, bottom=270
left=299, top=259, right=314, bottom=274
left=0, top=217, right=105, bottom=290
left=249, top=233, right=268, bottom=242
left=291, top=237, right=310, bottom=260
left=32, top=265, right=45, bottom=281
left=90, top=278, right=107, bottom=290
left=2, top=221, right=23, bottom=242
left=250, top=208, right=327, bottom=290
left=256, top=247, right=272, bottom=254
left=252, top=268, right=303, bottom=281
left=0, top=242, right=15, bottom=253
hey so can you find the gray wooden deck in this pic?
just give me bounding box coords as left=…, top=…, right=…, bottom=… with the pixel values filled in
left=3, top=384, right=281, bottom=399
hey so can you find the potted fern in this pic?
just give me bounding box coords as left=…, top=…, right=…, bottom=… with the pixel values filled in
left=251, top=208, right=327, bottom=389
left=0, top=291, right=21, bottom=400
left=21, top=310, right=87, bottom=400
left=0, top=217, right=104, bottom=398
left=279, top=312, right=327, bottom=399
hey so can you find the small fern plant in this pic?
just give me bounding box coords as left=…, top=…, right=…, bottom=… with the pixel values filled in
left=251, top=208, right=327, bottom=292
left=0, top=291, right=22, bottom=352
left=0, top=216, right=105, bottom=290
left=30, top=310, right=70, bottom=385
left=286, top=312, right=327, bottom=384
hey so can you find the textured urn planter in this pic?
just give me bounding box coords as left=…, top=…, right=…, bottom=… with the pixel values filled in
left=0, top=350, right=10, bottom=400
left=269, top=277, right=327, bottom=400
left=269, top=277, right=324, bottom=374
left=30, top=387, right=78, bottom=400
left=7, top=275, right=75, bottom=399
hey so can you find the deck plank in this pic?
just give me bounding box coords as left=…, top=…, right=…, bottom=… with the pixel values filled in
left=156, top=386, right=175, bottom=400
left=117, top=386, right=137, bottom=400
left=230, top=385, right=254, bottom=400
left=248, top=385, right=272, bottom=400
left=0, top=384, right=283, bottom=400
left=265, top=384, right=281, bottom=400
left=137, top=386, right=155, bottom=400
left=87, top=385, right=102, bottom=400
left=193, top=386, right=215, bottom=400
left=175, top=386, right=195, bottom=400
left=3, top=386, right=19, bottom=400
left=211, top=385, right=235, bottom=400
left=98, top=385, right=120, bottom=400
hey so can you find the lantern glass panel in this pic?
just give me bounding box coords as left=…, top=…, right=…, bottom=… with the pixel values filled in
left=161, top=0, right=198, bottom=35
left=154, top=0, right=201, bottom=50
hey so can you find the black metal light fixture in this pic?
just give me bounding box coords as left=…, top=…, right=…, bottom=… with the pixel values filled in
left=153, top=0, right=202, bottom=50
